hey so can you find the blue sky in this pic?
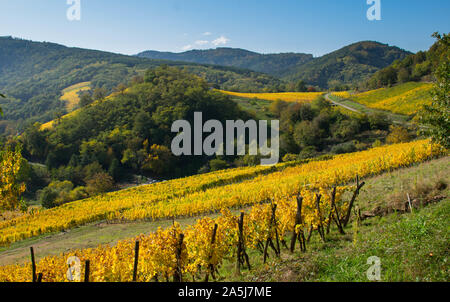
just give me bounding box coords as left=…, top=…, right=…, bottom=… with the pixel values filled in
left=0, top=0, right=449, bottom=56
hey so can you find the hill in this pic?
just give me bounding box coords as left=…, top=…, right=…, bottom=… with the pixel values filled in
left=219, top=90, right=324, bottom=103
left=0, top=141, right=446, bottom=282
left=138, top=42, right=411, bottom=90
left=0, top=36, right=281, bottom=131
left=344, top=82, right=434, bottom=115
left=365, top=32, right=449, bottom=89
left=284, top=41, right=411, bottom=89
left=20, top=66, right=250, bottom=182
left=137, top=47, right=313, bottom=77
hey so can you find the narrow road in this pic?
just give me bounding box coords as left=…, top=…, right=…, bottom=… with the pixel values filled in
left=324, top=93, right=361, bottom=113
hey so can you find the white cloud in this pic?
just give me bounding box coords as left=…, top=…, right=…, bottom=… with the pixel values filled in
left=203, top=32, right=212, bottom=36
left=181, top=44, right=193, bottom=51
left=212, top=36, right=230, bottom=46
left=195, top=40, right=209, bottom=46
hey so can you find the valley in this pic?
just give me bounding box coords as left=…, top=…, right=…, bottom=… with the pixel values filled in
left=0, top=28, right=448, bottom=283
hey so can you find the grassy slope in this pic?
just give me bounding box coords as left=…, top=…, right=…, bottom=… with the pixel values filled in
left=1, top=157, right=448, bottom=277
left=219, top=156, right=449, bottom=282
left=59, top=82, right=91, bottom=112
left=229, top=95, right=274, bottom=120
left=40, top=89, right=123, bottom=130
left=327, top=94, right=411, bottom=125
left=219, top=90, right=324, bottom=103
left=350, top=82, right=433, bottom=115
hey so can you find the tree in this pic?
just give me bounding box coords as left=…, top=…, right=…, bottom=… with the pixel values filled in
left=386, top=125, right=410, bottom=144
left=142, top=144, right=175, bottom=175
left=209, top=159, right=228, bottom=172
left=295, top=80, right=307, bottom=92
left=397, top=68, right=410, bottom=83
left=93, top=87, right=107, bottom=101
left=114, top=83, right=127, bottom=95
left=293, top=121, right=319, bottom=149
left=79, top=91, right=93, bottom=107
left=419, top=33, right=449, bottom=148
left=0, top=144, right=26, bottom=211
left=0, top=92, right=4, bottom=116
left=85, top=172, right=115, bottom=196
left=108, top=158, right=122, bottom=181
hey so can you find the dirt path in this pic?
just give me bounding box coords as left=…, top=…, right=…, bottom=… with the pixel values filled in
left=325, top=93, right=361, bottom=113
left=0, top=216, right=215, bottom=266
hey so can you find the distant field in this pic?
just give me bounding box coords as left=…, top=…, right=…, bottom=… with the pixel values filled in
left=59, top=82, right=91, bottom=112
left=337, top=82, right=433, bottom=115
left=219, top=90, right=324, bottom=103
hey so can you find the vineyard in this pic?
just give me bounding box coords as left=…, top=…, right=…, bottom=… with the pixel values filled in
left=0, top=161, right=296, bottom=245
left=218, top=90, right=324, bottom=103
left=0, top=139, right=446, bottom=282
left=59, top=82, right=91, bottom=112
left=332, top=82, right=433, bottom=115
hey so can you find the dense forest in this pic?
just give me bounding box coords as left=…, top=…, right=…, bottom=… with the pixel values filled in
left=284, top=41, right=411, bottom=90
left=0, top=35, right=445, bottom=210
left=139, top=41, right=411, bottom=90
left=137, top=47, right=314, bottom=77
left=16, top=66, right=252, bottom=208
left=0, top=36, right=281, bottom=133
left=365, top=33, right=450, bottom=89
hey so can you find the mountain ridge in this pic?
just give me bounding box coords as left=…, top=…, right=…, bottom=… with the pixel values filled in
left=137, top=41, right=412, bottom=89
left=0, top=36, right=281, bottom=130
left=137, top=47, right=314, bottom=77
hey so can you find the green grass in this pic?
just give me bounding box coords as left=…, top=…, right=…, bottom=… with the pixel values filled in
left=230, top=96, right=275, bottom=120
left=219, top=197, right=449, bottom=282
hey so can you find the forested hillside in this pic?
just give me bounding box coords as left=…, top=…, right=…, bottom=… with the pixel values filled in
left=139, top=42, right=411, bottom=90
left=0, top=37, right=281, bottom=132
left=16, top=66, right=250, bottom=208
left=284, top=41, right=411, bottom=89
left=137, top=47, right=313, bottom=77
left=365, top=33, right=450, bottom=89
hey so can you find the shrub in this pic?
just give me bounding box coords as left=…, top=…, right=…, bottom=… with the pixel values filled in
left=86, top=172, right=115, bottom=196
left=298, top=146, right=318, bottom=160
left=386, top=125, right=411, bottom=144
left=282, top=153, right=297, bottom=162
left=209, top=159, right=228, bottom=172
left=331, top=142, right=357, bottom=154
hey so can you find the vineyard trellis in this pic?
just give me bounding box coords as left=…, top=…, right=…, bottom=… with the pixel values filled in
left=8, top=182, right=368, bottom=282
left=0, top=140, right=446, bottom=282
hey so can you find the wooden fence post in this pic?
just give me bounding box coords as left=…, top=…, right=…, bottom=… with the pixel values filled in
left=315, top=194, right=326, bottom=242
left=343, top=175, right=366, bottom=227
left=205, top=224, right=218, bottom=282
left=30, top=247, right=36, bottom=283
left=133, top=240, right=140, bottom=282
left=84, top=260, right=90, bottom=282
left=327, top=186, right=345, bottom=234
left=236, top=212, right=251, bottom=275
left=174, top=233, right=184, bottom=282
left=263, top=204, right=279, bottom=263
left=290, top=196, right=304, bottom=253
left=236, top=213, right=244, bottom=275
